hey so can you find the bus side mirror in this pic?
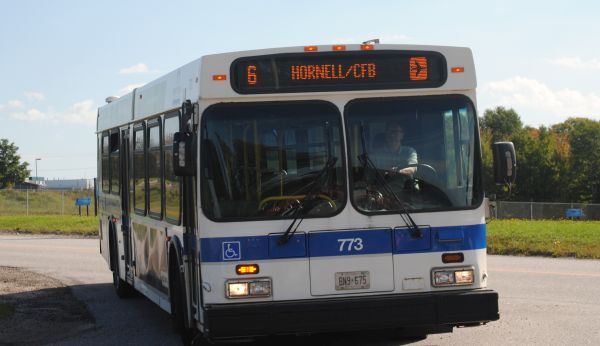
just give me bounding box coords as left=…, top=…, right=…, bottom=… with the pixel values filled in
left=173, top=132, right=194, bottom=176
left=492, top=141, right=516, bottom=185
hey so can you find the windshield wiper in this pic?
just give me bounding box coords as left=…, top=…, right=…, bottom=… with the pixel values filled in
left=278, top=156, right=337, bottom=245
left=357, top=122, right=422, bottom=238
left=279, top=121, right=336, bottom=245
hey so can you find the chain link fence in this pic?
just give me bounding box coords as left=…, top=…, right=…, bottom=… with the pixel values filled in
left=0, top=189, right=95, bottom=216
left=492, top=201, right=600, bottom=220
left=2, top=188, right=599, bottom=220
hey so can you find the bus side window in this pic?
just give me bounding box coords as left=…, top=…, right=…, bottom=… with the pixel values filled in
left=147, top=120, right=163, bottom=219
left=133, top=124, right=146, bottom=215
left=109, top=131, right=120, bottom=195
left=101, top=133, right=109, bottom=193
left=164, top=113, right=181, bottom=224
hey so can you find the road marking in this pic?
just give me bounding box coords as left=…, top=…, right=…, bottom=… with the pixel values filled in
left=492, top=267, right=600, bottom=278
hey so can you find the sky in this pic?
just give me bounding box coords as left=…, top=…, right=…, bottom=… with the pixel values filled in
left=1, top=0, right=600, bottom=180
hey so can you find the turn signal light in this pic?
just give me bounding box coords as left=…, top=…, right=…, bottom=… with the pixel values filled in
left=451, top=67, right=465, bottom=73
left=212, top=74, right=227, bottom=81
left=236, top=264, right=259, bottom=275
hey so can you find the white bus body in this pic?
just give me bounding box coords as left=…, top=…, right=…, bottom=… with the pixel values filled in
left=97, top=44, right=498, bottom=342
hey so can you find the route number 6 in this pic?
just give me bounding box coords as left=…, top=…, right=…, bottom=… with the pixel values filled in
left=338, top=238, right=364, bottom=252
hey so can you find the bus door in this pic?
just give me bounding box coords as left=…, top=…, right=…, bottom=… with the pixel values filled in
left=120, top=127, right=134, bottom=283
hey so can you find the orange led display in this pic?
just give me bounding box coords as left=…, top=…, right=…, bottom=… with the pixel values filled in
left=290, top=63, right=376, bottom=81
left=232, top=51, right=447, bottom=94
left=409, top=57, right=428, bottom=81
left=247, top=65, right=257, bottom=85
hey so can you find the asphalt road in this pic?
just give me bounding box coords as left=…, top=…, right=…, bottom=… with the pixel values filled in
left=1, top=234, right=599, bottom=345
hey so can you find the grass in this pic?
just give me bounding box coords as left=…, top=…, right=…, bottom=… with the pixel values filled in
left=0, top=189, right=94, bottom=216
left=0, top=215, right=97, bottom=236
left=0, top=303, right=16, bottom=319
left=487, top=219, right=600, bottom=259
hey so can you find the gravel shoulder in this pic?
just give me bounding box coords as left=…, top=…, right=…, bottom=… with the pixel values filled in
left=0, top=266, right=95, bottom=345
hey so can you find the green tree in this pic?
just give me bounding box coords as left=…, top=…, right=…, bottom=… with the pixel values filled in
left=0, top=139, right=30, bottom=188
left=554, top=118, right=600, bottom=202
left=480, top=106, right=523, bottom=143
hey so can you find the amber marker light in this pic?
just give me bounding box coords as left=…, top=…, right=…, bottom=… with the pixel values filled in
left=451, top=67, right=465, bottom=73
left=304, top=45, right=318, bottom=52
left=212, top=74, right=227, bottom=81
left=332, top=45, right=346, bottom=51
left=236, top=264, right=259, bottom=275
left=360, top=44, right=375, bottom=51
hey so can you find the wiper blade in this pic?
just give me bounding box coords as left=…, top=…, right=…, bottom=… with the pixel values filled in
left=278, top=156, right=337, bottom=245
left=358, top=122, right=422, bottom=238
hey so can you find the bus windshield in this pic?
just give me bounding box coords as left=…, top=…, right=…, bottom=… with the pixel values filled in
left=201, top=101, right=345, bottom=221
left=346, top=95, right=482, bottom=213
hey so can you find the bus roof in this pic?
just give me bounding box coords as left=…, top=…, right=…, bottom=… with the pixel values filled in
left=98, top=44, right=475, bottom=132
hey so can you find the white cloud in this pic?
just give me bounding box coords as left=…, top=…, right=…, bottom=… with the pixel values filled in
left=119, top=63, right=153, bottom=74
left=481, top=76, right=600, bottom=124
left=10, top=108, right=49, bottom=122
left=54, top=100, right=97, bottom=125
left=119, top=83, right=145, bottom=95
left=8, top=100, right=24, bottom=108
left=547, top=57, right=600, bottom=70
left=8, top=100, right=97, bottom=125
left=24, top=91, right=46, bottom=101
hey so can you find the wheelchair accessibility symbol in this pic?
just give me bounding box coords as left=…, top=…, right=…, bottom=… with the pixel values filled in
left=222, top=241, right=241, bottom=261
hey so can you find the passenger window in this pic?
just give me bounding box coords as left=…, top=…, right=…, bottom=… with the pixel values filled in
left=147, top=122, right=162, bottom=218
left=133, top=126, right=146, bottom=214
left=109, top=132, right=120, bottom=195
left=164, top=114, right=181, bottom=224
left=101, top=134, right=109, bottom=193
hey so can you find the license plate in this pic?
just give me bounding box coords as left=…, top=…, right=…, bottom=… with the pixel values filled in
left=335, top=271, right=370, bottom=290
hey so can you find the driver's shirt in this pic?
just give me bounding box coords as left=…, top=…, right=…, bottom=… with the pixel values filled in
left=372, top=145, right=417, bottom=170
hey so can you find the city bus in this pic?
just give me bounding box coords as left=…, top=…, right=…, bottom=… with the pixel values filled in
left=97, top=43, right=513, bottom=343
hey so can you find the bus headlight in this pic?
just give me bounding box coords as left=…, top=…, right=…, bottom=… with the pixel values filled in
left=226, top=278, right=272, bottom=299
left=432, top=267, right=474, bottom=287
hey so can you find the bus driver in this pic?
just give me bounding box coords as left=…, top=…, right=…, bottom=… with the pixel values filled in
left=373, top=121, right=417, bottom=177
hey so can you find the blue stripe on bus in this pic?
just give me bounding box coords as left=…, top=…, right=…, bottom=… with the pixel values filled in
left=199, top=224, right=486, bottom=263
left=309, top=228, right=392, bottom=257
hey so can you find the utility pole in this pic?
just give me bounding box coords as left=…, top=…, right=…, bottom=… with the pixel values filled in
left=35, top=158, right=41, bottom=184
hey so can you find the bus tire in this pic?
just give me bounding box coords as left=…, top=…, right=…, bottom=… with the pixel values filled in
left=110, top=224, right=133, bottom=298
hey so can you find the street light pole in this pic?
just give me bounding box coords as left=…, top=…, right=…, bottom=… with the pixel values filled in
left=35, top=158, right=41, bottom=184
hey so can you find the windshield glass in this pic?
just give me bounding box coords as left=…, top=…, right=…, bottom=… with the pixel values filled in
left=201, top=101, right=345, bottom=221
left=346, top=95, right=481, bottom=213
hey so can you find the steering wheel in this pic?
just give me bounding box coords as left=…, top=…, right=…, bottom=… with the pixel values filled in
left=409, top=163, right=438, bottom=179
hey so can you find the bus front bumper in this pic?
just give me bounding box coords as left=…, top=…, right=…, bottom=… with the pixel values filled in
left=204, top=289, right=499, bottom=337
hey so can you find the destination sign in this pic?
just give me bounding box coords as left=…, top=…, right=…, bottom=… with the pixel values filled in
left=231, top=50, right=446, bottom=94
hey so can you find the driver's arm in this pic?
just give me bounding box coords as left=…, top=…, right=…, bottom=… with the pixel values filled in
left=397, top=148, right=417, bottom=176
